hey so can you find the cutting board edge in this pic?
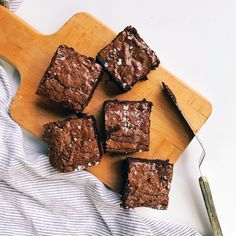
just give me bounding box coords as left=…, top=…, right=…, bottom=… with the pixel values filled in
left=2, top=9, right=213, bottom=192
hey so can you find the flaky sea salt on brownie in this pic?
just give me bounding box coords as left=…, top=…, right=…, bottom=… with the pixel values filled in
left=122, top=158, right=173, bottom=209
left=104, top=99, right=152, bottom=153
left=36, top=45, right=103, bottom=112
left=43, top=116, right=102, bottom=172
left=97, top=26, right=160, bottom=91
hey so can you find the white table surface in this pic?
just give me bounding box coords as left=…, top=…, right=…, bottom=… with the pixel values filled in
left=2, top=0, right=235, bottom=235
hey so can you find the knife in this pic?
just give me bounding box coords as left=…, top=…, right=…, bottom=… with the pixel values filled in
left=162, top=82, right=223, bottom=236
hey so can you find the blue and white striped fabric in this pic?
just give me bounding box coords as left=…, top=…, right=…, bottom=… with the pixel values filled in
left=0, top=2, right=202, bottom=236
left=0, top=0, right=22, bottom=11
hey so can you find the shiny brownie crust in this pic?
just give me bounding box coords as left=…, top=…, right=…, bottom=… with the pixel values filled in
left=43, top=116, right=102, bottom=172
left=97, top=26, right=160, bottom=91
left=122, top=158, right=173, bottom=209
left=104, top=99, right=152, bottom=153
left=36, top=45, right=103, bottom=112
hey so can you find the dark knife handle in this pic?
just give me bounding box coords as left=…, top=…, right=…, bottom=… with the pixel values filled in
left=199, top=176, right=223, bottom=236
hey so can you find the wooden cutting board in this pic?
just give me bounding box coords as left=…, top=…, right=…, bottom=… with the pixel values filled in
left=0, top=6, right=212, bottom=192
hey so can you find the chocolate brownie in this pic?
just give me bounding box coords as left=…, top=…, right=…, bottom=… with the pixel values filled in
left=43, top=116, right=102, bottom=172
left=104, top=99, right=152, bottom=153
left=36, top=45, right=103, bottom=112
left=122, top=158, right=173, bottom=209
left=97, top=26, right=160, bottom=91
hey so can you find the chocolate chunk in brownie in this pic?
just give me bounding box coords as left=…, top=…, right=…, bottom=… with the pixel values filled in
left=97, top=26, right=160, bottom=91
left=122, top=158, right=173, bottom=209
left=43, top=116, right=102, bottom=172
left=104, top=99, right=152, bottom=153
left=36, top=45, right=103, bottom=112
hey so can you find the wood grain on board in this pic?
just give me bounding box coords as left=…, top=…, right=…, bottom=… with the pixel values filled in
left=0, top=6, right=212, bottom=192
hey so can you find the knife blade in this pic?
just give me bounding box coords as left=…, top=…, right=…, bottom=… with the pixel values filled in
left=162, top=82, right=223, bottom=236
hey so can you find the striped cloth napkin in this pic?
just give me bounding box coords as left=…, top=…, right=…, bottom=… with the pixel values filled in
left=0, top=1, right=202, bottom=235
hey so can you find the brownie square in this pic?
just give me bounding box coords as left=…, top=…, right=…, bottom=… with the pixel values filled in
left=43, top=116, right=102, bottom=172
left=36, top=45, right=103, bottom=112
left=97, top=26, right=160, bottom=91
left=104, top=99, right=152, bottom=153
left=122, top=158, right=173, bottom=209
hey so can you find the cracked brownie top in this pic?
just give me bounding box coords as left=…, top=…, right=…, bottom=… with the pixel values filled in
left=97, top=26, right=160, bottom=91
left=121, top=158, right=173, bottom=209
left=104, top=99, right=152, bottom=153
left=36, top=45, right=103, bottom=112
left=43, top=116, right=102, bottom=172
